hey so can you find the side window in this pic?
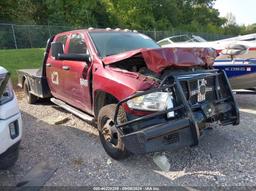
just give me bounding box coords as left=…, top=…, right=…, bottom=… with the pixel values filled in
left=55, top=35, right=68, bottom=48
left=68, top=33, right=87, bottom=54
left=51, top=35, right=67, bottom=57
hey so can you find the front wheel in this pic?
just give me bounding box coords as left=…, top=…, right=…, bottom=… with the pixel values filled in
left=98, top=104, right=131, bottom=160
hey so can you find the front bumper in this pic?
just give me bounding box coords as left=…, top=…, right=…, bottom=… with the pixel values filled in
left=122, top=118, right=193, bottom=154
left=0, top=112, right=22, bottom=155
left=114, top=69, right=239, bottom=154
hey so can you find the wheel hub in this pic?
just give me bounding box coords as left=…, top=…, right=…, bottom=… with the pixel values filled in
left=102, top=118, right=118, bottom=146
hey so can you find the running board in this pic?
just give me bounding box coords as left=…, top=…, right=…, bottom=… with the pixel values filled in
left=50, top=98, right=94, bottom=122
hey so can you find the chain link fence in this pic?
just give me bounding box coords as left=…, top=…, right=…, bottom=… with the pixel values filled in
left=0, top=23, right=233, bottom=49
left=0, top=23, right=74, bottom=49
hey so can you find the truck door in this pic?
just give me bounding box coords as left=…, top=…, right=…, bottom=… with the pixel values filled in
left=61, top=33, right=92, bottom=113
left=46, top=34, right=68, bottom=101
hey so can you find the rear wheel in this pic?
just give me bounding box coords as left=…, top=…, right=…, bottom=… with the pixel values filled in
left=98, top=104, right=130, bottom=160
left=24, top=78, right=37, bottom=104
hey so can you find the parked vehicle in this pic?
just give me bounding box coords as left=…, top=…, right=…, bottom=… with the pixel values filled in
left=17, top=29, right=239, bottom=160
left=0, top=67, right=22, bottom=169
left=158, top=34, right=256, bottom=90
left=214, top=57, right=256, bottom=90
left=157, top=33, right=256, bottom=50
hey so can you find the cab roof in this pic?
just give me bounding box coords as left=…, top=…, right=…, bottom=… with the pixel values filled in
left=56, top=28, right=138, bottom=36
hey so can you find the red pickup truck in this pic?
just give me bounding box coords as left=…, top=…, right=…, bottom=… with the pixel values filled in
left=17, top=29, right=239, bottom=160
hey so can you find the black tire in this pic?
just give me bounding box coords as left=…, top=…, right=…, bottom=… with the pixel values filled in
left=98, top=104, right=131, bottom=160
left=0, top=143, right=19, bottom=170
left=24, top=78, right=37, bottom=104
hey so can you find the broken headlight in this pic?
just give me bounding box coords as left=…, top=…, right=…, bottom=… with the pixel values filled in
left=0, top=73, right=14, bottom=105
left=127, top=92, right=174, bottom=117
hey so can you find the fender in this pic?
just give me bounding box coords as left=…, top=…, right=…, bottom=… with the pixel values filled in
left=92, top=65, right=157, bottom=103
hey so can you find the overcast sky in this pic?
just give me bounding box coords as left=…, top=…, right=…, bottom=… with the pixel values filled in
left=214, top=0, right=256, bottom=25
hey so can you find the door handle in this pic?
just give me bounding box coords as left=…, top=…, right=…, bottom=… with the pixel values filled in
left=46, top=63, right=51, bottom=67
left=62, top=66, right=70, bottom=70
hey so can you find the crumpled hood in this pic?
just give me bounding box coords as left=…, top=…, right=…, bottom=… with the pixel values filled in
left=102, top=47, right=217, bottom=74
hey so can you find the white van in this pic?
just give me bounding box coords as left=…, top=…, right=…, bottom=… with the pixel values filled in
left=0, top=66, right=22, bottom=169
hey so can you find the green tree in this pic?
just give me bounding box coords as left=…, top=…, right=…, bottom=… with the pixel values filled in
left=0, top=0, right=35, bottom=24
left=1, top=0, right=250, bottom=36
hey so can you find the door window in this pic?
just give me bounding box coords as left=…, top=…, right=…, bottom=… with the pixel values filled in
left=51, top=35, right=68, bottom=57
left=55, top=35, right=68, bottom=48
left=68, top=34, right=87, bottom=54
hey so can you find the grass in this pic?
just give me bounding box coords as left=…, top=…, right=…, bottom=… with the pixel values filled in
left=0, top=48, right=44, bottom=84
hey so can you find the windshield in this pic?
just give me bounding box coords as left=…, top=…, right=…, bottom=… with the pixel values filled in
left=169, top=35, right=191, bottom=42
left=169, top=35, right=206, bottom=43
left=191, top=35, right=207, bottom=42
left=89, top=31, right=159, bottom=57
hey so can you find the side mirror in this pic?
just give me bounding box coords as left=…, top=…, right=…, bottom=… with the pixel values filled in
left=51, top=42, right=64, bottom=58
left=57, top=53, right=91, bottom=63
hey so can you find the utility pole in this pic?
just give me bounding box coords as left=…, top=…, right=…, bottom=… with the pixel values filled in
left=85, top=10, right=90, bottom=27
left=154, top=28, right=157, bottom=40
left=11, top=24, right=18, bottom=49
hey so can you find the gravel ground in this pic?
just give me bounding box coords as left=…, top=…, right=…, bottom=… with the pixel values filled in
left=0, top=92, right=256, bottom=187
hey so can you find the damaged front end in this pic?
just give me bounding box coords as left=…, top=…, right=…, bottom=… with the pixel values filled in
left=113, top=69, right=239, bottom=154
